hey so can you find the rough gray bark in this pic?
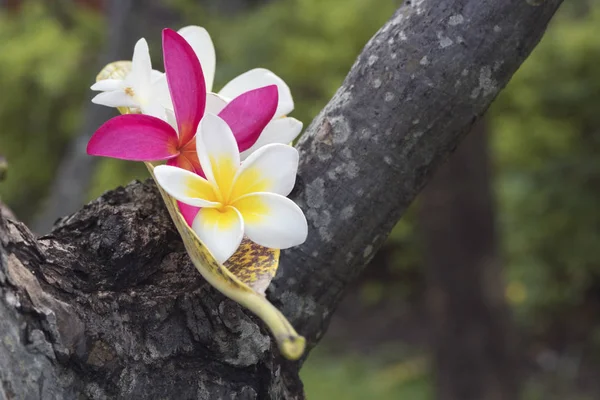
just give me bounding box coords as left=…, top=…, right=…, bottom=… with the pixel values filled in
left=420, top=121, right=519, bottom=400
left=2, top=184, right=302, bottom=399
left=2, top=0, right=562, bottom=398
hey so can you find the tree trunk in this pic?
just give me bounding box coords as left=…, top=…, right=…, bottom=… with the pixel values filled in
left=420, top=121, right=519, bottom=400
left=2, top=0, right=562, bottom=398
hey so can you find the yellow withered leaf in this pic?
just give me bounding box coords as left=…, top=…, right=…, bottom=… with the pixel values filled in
left=225, top=239, right=280, bottom=295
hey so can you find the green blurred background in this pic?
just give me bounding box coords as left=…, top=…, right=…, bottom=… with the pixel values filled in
left=1, top=0, right=600, bottom=399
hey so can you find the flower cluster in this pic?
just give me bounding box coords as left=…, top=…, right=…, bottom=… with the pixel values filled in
left=88, top=27, right=308, bottom=264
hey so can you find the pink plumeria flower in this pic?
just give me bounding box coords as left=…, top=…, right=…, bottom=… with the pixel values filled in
left=87, top=28, right=278, bottom=174
left=154, top=113, right=308, bottom=263
left=90, top=26, right=302, bottom=160
left=178, top=26, right=303, bottom=159
left=90, top=38, right=170, bottom=119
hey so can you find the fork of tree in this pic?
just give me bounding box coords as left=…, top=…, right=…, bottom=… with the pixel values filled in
left=0, top=0, right=563, bottom=399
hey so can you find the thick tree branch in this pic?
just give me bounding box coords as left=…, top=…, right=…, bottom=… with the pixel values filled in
left=274, top=0, right=563, bottom=349
left=1, top=186, right=303, bottom=399
left=1, top=0, right=562, bottom=398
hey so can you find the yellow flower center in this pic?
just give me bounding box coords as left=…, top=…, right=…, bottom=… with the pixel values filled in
left=185, top=155, right=273, bottom=217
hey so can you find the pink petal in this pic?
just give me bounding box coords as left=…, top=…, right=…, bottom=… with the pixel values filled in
left=87, top=114, right=179, bottom=161
left=166, top=154, right=203, bottom=175
left=218, top=85, right=278, bottom=152
left=163, top=28, right=206, bottom=148
left=178, top=201, right=201, bottom=227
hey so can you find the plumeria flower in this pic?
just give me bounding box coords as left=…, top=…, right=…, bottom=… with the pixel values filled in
left=90, top=38, right=170, bottom=119
left=154, top=113, right=308, bottom=264
left=87, top=29, right=278, bottom=174
left=89, top=25, right=302, bottom=159
left=179, top=25, right=303, bottom=158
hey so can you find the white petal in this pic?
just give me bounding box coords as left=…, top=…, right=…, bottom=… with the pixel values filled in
left=151, top=73, right=173, bottom=110
left=90, top=79, right=123, bottom=91
left=130, top=38, right=152, bottom=99
left=205, top=92, right=228, bottom=114
left=165, top=109, right=178, bottom=130
left=178, top=25, right=216, bottom=92
left=231, top=143, right=298, bottom=200
left=91, top=91, right=138, bottom=108
left=196, top=114, right=240, bottom=194
left=192, top=206, right=244, bottom=264
left=240, top=117, right=303, bottom=160
left=218, top=68, right=294, bottom=118
left=153, top=165, right=220, bottom=208
left=140, top=101, right=167, bottom=120
left=233, top=192, right=307, bottom=249
left=151, top=69, right=164, bottom=82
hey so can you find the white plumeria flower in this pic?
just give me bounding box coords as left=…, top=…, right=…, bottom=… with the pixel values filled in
left=90, top=38, right=170, bottom=119
left=154, top=113, right=308, bottom=264
left=178, top=26, right=303, bottom=159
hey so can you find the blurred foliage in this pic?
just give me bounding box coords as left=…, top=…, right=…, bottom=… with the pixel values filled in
left=491, top=7, right=600, bottom=336
left=0, top=1, right=102, bottom=220
left=301, top=345, right=433, bottom=400
left=173, top=0, right=401, bottom=125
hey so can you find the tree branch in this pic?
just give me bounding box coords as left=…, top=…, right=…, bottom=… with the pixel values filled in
left=274, top=0, right=563, bottom=350
left=1, top=0, right=563, bottom=397
left=1, top=185, right=303, bottom=398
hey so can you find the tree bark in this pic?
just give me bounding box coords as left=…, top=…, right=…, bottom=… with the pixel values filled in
left=420, top=121, right=519, bottom=400
left=2, top=0, right=562, bottom=398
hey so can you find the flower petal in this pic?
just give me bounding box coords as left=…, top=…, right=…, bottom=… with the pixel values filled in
left=151, top=73, right=174, bottom=111
left=218, top=85, right=278, bottom=152
left=233, top=192, right=307, bottom=249
left=90, top=79, right=123, bottom=91
left=151, top=69, right=164, bottom=82
left=205, top=93, right=227, bottom=114
left=141, top=102, right=169, bottom=120
left=166, top=153, right=202, bottom=175
left=177, top=201, right=200, bottom=227
left=218, top=68, right=294, bottom=118
left=87, top=114, right=179, bottom=160
left=178, top=25, right=216, bottom=92
left=241, top=117, right=303, bottom=159
left=91, top=91, right=138, bottom=108
left=165, top=109, right=177, bottom=130
left=154, top=165, right=220, bottom=207
left=129, top=38, right=153, bottom=100
left=162, top=28, right=206, bottom=147
left=196, top=113, right=240, bottom=196
left=231, top=143, right=298, bottom=200
left=192, top=206, right=244, bottom=264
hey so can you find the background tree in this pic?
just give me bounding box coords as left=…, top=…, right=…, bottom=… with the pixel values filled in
left=420, top=121, right=519, bottom=400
